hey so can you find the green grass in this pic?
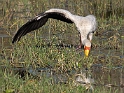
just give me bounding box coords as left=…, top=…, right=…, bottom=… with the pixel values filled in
left=0, top=0, right=124, bottom=93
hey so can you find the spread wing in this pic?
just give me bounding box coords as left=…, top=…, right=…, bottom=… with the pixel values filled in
left=12, top=9, right=74, bottom=43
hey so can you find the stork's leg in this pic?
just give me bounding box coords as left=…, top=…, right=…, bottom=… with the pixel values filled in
left=76, top=34, right=83, bottom=50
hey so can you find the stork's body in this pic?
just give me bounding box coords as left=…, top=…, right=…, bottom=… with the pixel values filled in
left=12, top=8, right=97, bottom=56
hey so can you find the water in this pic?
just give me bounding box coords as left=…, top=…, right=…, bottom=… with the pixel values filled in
left=1, top=65, right=124, bottom=92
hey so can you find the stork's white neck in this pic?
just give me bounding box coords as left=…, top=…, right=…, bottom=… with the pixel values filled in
left=82, top=39, right=91, bottom=47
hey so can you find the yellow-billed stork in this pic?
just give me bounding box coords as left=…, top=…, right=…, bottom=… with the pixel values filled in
left=12, top=8, right=97, bottom=57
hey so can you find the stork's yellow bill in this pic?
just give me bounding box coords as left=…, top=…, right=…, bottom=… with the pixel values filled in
left=84, top=49, right=90, bottom=57
left=84, top=46, right=90, bottom=57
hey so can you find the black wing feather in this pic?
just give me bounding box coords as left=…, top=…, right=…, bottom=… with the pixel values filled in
left=12, top=11, right=73, bottom=43
left=12, top=13, right=48, bottom=43
left=46, top=12, right=73, bottom=23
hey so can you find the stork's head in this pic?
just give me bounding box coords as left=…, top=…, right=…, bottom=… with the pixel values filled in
left=83, top=39, right=91, bottom=57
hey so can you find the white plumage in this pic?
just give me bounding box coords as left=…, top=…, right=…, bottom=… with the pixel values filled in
left=12, top=8, right=97, bottom=56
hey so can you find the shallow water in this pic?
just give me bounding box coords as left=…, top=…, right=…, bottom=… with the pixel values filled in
left=1, top=65, right=124, bottom=92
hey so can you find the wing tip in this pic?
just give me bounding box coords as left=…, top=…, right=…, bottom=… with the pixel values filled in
left=12, top=41, right=14, bottom=43
left=12, top=37, right=17, bottom=44
left=12, top=34, right=20, bottom=44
